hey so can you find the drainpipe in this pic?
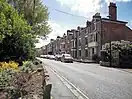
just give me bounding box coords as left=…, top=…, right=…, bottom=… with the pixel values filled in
left=99, top=18, right=103, bottom=62
left=107, top=15, right=112, bottom=67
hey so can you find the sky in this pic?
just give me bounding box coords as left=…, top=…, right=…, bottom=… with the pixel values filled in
left=36, top=0, right=132, bottom=48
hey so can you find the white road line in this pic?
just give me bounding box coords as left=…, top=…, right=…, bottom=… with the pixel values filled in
left=47, top=65, right=90, bottom=99
left=37, top=58, right=90, bottom=99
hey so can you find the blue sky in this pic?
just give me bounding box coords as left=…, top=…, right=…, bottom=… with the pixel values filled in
left=36, top=0, right=132, bottom=48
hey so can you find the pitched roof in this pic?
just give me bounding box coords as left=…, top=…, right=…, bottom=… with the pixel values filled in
left=102, top=18, right=128, bottom=24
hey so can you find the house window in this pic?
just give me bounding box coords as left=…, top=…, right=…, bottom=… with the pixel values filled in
left=71, top=51, right=74, bottom=57
left=74, top=40, right=76, bottom=48
left=79, top=39, right=81, bottom=46
left=92, top=23, right=95, bottom=31
left=72, top=41, right=74, bottom=48
left=86, top=28, right=88, bottom=34
left=89, top=26, right=91, bottom=33
left=93, top=33, right=97, bottom=42
left=85, top=37, right=88, bottom=45
left=92, top=48, right=94, bottom=54
left=87, top=27, right=89, bottom=33
left=93, top=34, right=95, bottom=42
left=72, top=34, right=74, bottom=39
left=79, top=31, right=80, bottom=36
left=85, top=29, right=86, bottom=34
left=85, top=49, right=88, bottom=57
left=79, top=50, right=81, bottom=57
left=89, top=34, right=93, bottom=43
left=94, top=23, right=96, bottom=30
left=95, top=33, right=98, bottom=42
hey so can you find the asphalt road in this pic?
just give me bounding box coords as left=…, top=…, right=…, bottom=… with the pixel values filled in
left=41, top=58, right=132, bottom=99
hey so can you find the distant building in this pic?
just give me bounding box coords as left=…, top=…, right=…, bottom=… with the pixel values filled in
left=43, top=2, right=132, bottom=61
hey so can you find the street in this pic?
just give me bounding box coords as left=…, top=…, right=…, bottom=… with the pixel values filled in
left=40, top=58, right=132, bottom=99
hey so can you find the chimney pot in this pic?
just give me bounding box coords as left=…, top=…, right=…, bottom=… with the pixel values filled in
left=109, top=2, right=117, bottom=20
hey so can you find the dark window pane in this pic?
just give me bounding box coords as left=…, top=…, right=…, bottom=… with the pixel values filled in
left=92, top=48, right=94, bottom=54
left=85, top=49, right=88, bottom=57
left=79, top=50, right=81, bottom=56
left=85, top=37, right=88, bottom=45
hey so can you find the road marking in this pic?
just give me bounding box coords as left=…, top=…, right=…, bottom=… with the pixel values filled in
left=47, top=65, right=90, bottom=99
left=37, top=57, right=90, bottom=99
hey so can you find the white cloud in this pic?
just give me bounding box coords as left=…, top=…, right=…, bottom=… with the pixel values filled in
left=47, top=20, right=85, bottom=41
left=56, top=0, right=104, bottom=19
left=48, top=21, right=67, bottom=38
left=56, top=0, right=132, bottom=20
left=105, top=0, right=131, bottom=4
left=36, top=0, right=132, bottom=48
left=35, top=38, right=48, bottom=48
left=127, top=21, right=132, bottom=28
left=36, top=20, right=72, bottom=48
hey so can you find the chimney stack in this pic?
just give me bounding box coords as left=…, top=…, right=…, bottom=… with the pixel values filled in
left=86, top=21, right=91, bottom=27
left=109, top=2, right=117, bottom=20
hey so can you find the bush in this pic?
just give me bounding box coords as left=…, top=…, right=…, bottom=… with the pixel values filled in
left=20, top=61, right=33, bottom=73
left=0, top=0, right=36, bottom=62
left=0, top=69, right=16, bottom=88
left=0, top=61, right=18, bottom=88
left=0, top=61, right=19, bottom=71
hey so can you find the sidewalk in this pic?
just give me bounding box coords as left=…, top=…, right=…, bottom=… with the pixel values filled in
left=73, top=59, right=95, bottom=63
left=121, top=69, right=132, bottom=73
left=45, top=66, right=76, bottom=99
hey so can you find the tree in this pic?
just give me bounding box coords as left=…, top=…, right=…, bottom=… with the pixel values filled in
left=102, top=40, right=132, bottom=64
left=0, top=0, right=36, bottom=62
left=6, top=0, right=51, bottom=36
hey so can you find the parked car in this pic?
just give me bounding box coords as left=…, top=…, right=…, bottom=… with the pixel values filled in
left=61, top=54, right=73, bottom=63
left=55, top=54, right=62, bottom=61
left=46, top=55, right=50, bottom=59
left=49, top=55, right=55, bottom=60
left=40, top=55, right=45, bottom=58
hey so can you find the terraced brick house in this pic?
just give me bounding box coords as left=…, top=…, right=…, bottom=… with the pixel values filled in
left=43, top=2, right=132, bottom=61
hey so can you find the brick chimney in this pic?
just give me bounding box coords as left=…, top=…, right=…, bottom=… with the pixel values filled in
left=86, top=21, right=91, bottom=27
left=109, top=2, right=117, bottom=20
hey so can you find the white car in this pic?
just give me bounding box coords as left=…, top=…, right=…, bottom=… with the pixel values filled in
left=61, top=54, right=73, bottom=63
left=40, top=55, right=45, bottom=58
left=49, top=55, right=55, bottom=60
left=55, top=54, right=62, bottom=61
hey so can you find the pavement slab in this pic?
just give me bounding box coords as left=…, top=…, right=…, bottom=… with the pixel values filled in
left=44, top=65, right=76, bottom=99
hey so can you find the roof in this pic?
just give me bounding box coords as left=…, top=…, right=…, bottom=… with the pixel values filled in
left=102, top=18, right=128, bottom=24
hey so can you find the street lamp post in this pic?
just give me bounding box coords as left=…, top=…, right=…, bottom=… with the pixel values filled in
left=107, top=15, right=112, bottom=67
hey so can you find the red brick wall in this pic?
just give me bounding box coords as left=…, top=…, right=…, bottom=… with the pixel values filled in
left=124, top=26, right=132, bottom=41
left=102, top=21, right=132, bottom=44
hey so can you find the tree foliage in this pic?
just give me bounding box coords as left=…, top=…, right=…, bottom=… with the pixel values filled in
left=103, top=40, right=132, bottom=53
left=7, top=0, right=51, bottom=36
left=0, top=0, right=36, bottom=62
left=102, top=40, right=132, bottom=62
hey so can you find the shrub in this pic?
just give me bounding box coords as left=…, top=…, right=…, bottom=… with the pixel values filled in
left=0, top=61, right=19, bottom=71
left=0, top=69, right=16, bottom=88
left=20, top=61, right=33, bottom=73
left=0, top=0, right=36, bottom=62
